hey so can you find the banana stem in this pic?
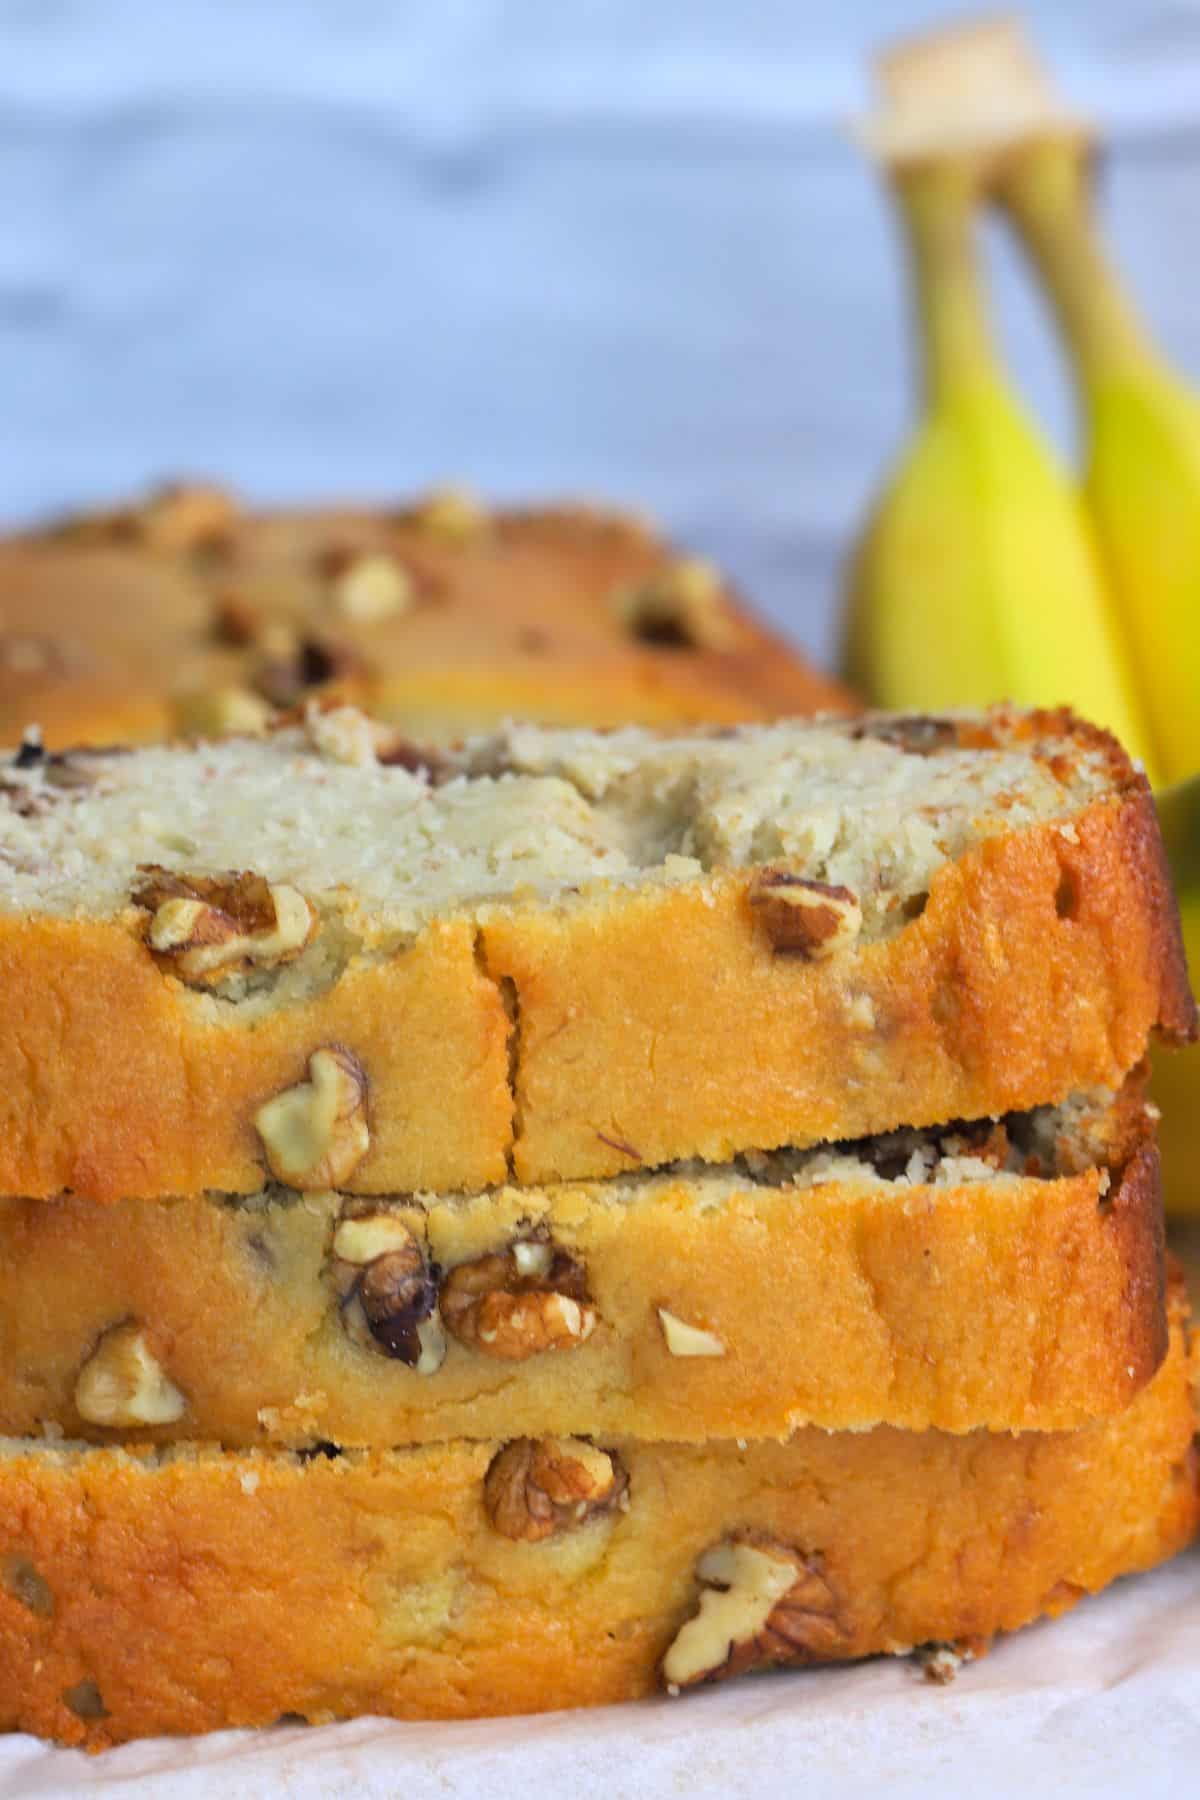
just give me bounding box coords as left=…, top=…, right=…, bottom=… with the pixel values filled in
left=893, top=161, right=1000, bottom=409
left=997, top=137, right=1154, bottom=378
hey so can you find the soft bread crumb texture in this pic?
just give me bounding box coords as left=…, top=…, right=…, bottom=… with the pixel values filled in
left=0, top=1288, right=1193, bottom=1746
left=0, top=710, right=1116, bottom=936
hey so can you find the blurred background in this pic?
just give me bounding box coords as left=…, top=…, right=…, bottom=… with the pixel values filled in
left=0, top=1, right=1197, bottom=663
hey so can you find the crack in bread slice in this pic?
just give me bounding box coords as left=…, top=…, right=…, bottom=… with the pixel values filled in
left=0, top=1081, right=1167, bottom=1443
left=0, top=1281, right=1194, bottom=1747
left=0, top=705, right=1190, bottom=1199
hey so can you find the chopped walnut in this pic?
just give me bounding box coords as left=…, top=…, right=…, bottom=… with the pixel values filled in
left=2, top=1555, right=54, bottom=1618
left=211, top=591, right=264, bottom=647
left=615, top=558, right=736, bottom=650
left=137, top=482, right=237, bottom=554
left=407, top=485, right=489, bottom=543
left=749, top=872, right=863, bottom=960
left=303, top=702, right=383, bottom=768
left=325, top=551, right=417, bottom=621
left=62, top=1679, right=109, bottom=1722
left=376, top=735, right=451, bottom=781
left=255, top=1047, right=370, bottom=1189
left=331, top=1210, right=445, bottom=1372
left=916, top=1642, right=976, bottom=1684
left=74, top=1322, right=187, bottom=1429
left=657, top=1308, right=726, bottom=1358
left=851, top=716, right=961, bottom=756
left=662, top=1536, right=848, bottom=1691
left=43, top=482, right=236, bottom=554
left=440, top=1238, right=596, bottom=1360
left=173, top=684, right=275, bottom=739
left=484, top=1437, right=628, bottom=1541
left=253, top=634, right=362, bottom=709
left=132, top=866, right=317, bottom=986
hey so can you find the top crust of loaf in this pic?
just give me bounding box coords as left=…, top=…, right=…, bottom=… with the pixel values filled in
left=0, top=487, right=849, bottom=747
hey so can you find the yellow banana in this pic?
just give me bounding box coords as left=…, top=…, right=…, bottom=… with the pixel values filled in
left=850, top=17, right=1198, bottom=1210
left=996, top=137, right=1200, bottom=786
left=843, top=155, right=1155, bottom=774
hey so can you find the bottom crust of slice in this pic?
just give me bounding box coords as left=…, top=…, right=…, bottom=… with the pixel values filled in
left=0, top=1289, right=1195, bottom=1750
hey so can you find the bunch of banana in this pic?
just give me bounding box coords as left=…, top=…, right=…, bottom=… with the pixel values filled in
left=848, top=17, right=1200, bottom=1210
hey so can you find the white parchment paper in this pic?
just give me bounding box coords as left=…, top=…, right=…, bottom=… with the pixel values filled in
left=0, top=1549, right=1196, bottom=1800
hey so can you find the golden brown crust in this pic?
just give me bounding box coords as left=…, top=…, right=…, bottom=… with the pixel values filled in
left=488, top=787, right=1195, bottom=1185
left=0, top=1130, right=1169, bottom=1443
left=0, top=1290, right=1193, bottom=1748
left=0, top=771, right=1188, bottom=1201
left=0, top=492, right=850, bottom=748
left=0, top=916, right=513, bottom=1201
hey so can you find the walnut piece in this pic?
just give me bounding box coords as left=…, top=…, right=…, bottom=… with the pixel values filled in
left=657, top=1308, right=726, bottom=1358
left=616, top=558, right=736, bottom=650
left=662, top=1537, right=847, bottom=1691
left=327, top=551, right=416, bottom=621
left=132, top=866, right=316, bottom=986
left=253, top=634, right=362, bottom=709
left=303, top=702, right=383, bottom=768
left=852, top=715, right=960, bottom=756
left=255, top=1047, right=370, bottom=1189
left=172, top=684, right=274, bottom=739
left=2, top=1555, right=54, bottom=1618
left=211, top=591, right=262, bottom=647
left=332, top=1210, right=445, bottom=1372
left=74, top=1323, right=187, bottom=1429
left=140, top=483, right=236, bottom=554
left=484, top=1437, right=628, bottom=1541
left=62, top=1679, right=109, bottom=1722
left=408, top=485, right=489, bottom=543
left=440, top=1238, right=596, bottom=1360
left=749, top=872, right=863, bottom=960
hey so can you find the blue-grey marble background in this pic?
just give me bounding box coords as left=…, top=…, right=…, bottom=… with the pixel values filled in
left=0, top=0, right=1196, bottom=665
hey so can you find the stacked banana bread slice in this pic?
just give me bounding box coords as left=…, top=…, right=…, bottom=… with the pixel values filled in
left=0, top=703, right=1194, bottom=1746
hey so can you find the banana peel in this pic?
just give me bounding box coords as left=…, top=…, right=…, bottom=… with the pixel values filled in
left=850, top=17, right=1199, bottom=1208
left=997, top=137, right=1200, bottom=787
left=842, top=156, right=1152, bottom=767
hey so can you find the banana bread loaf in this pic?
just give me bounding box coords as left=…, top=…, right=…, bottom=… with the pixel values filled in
left=0, top=484, right=849, bottom=747
left=0, top=1085, right=1166, bottom=1444
left=0, top=1283, right=1193, bottom=1748
left=0, top=705, right=1189, bottom=1200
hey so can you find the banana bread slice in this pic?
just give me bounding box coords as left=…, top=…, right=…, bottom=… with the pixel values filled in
left=0, top=704, right=1189, bottom=1201
left=0, top=1282, right=1193, bottom=1748
left=0, top=484, right=849, bottom=748
left=0, top=1083, right=1166, bottom=1444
